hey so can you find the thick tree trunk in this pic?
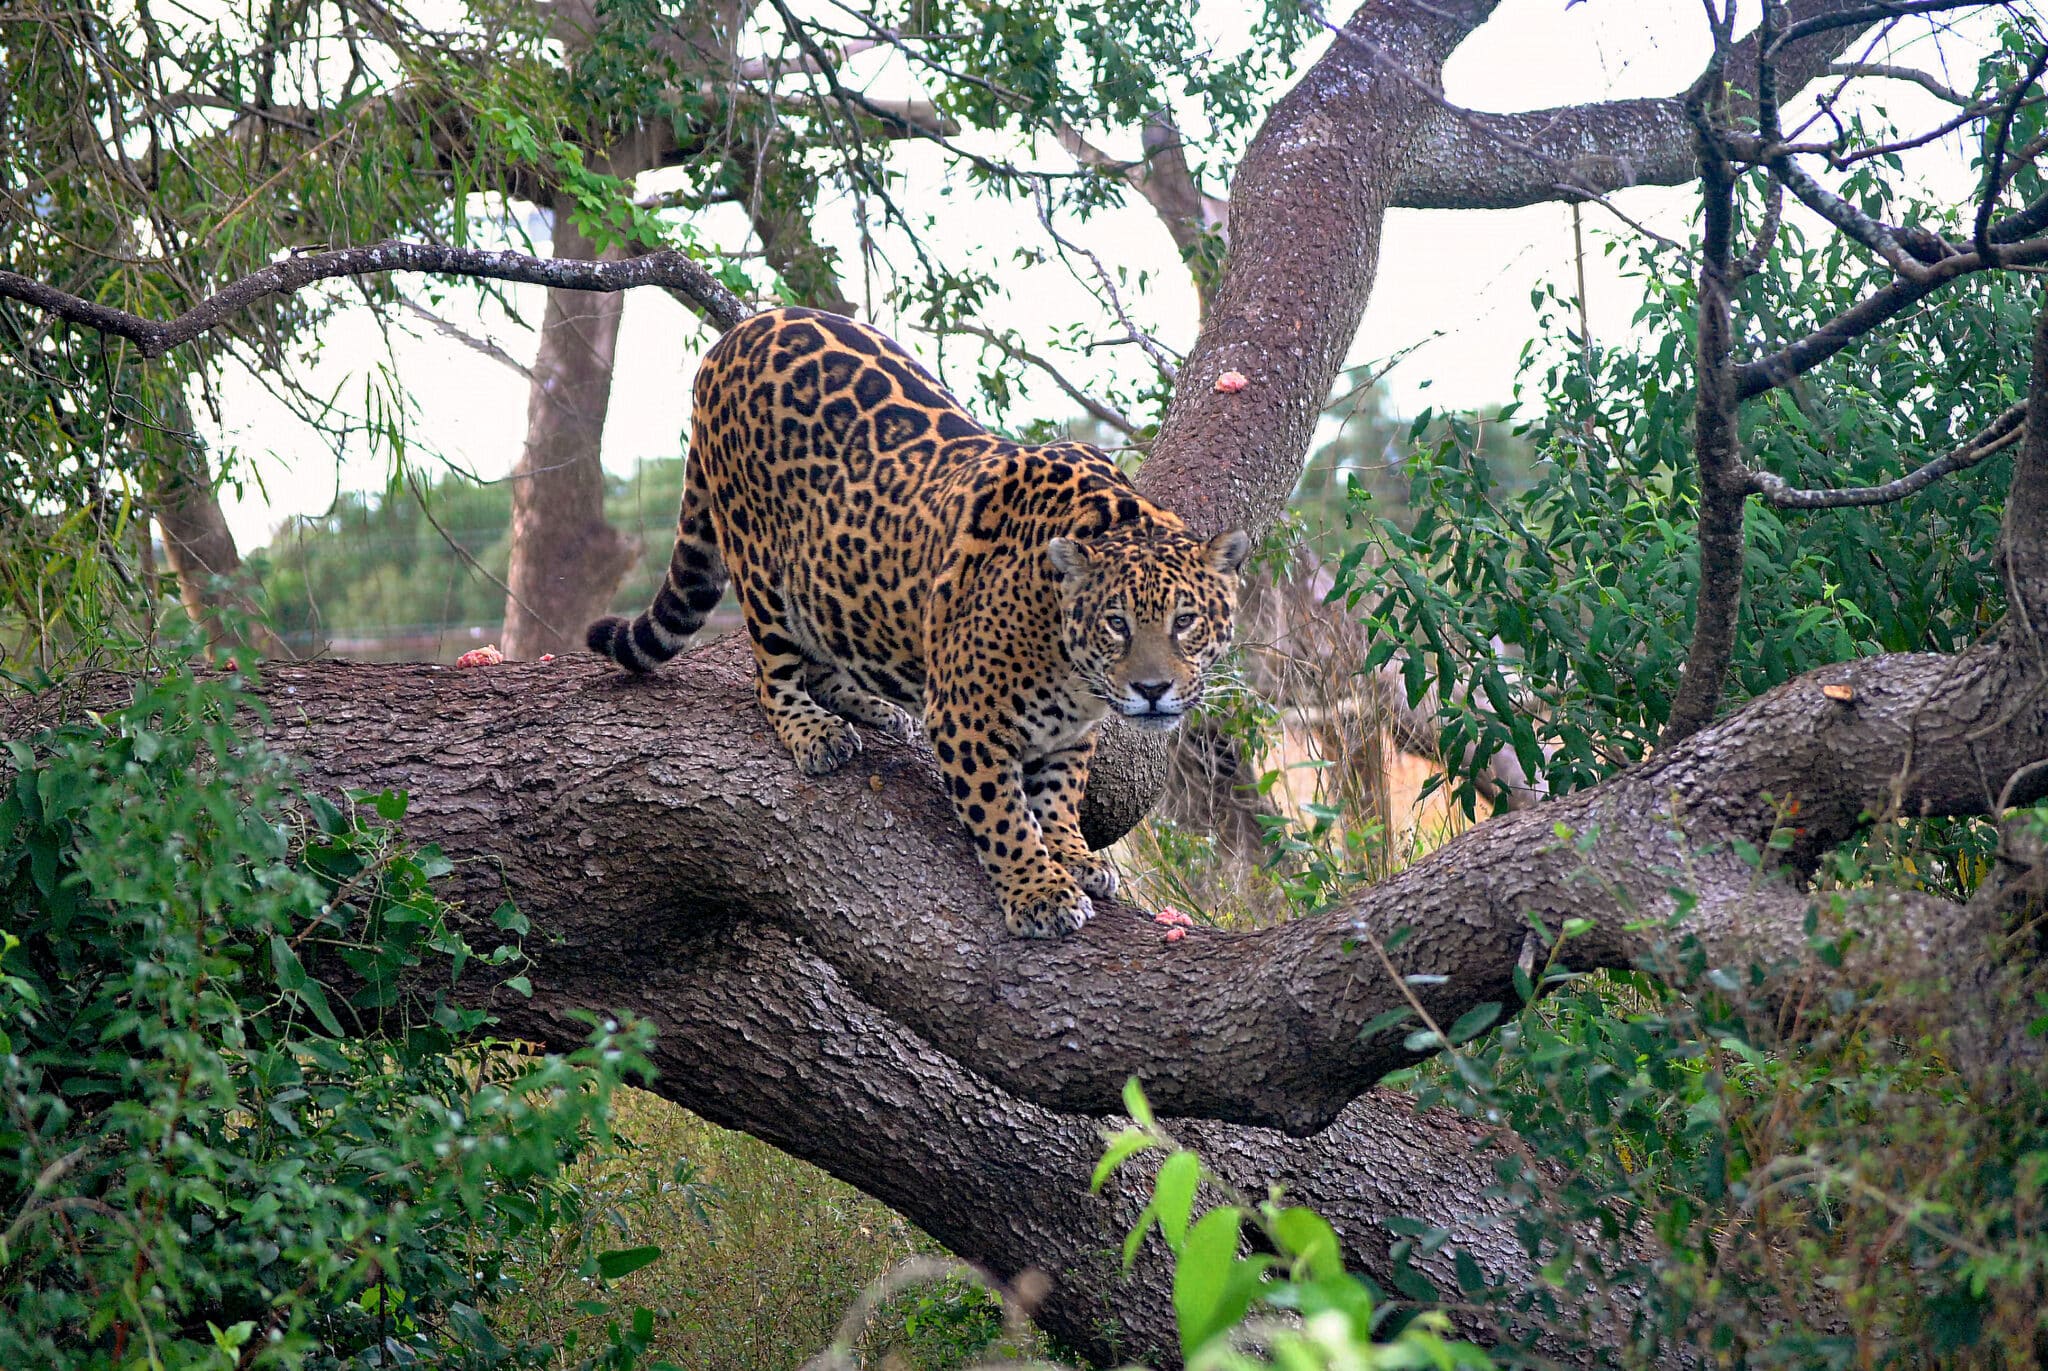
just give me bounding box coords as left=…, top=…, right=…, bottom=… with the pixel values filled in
left=150, top=444, right=249, bottom=631
left=1132, top=1, right=1490, bottom=544
left=153, top=645, right=1614, bottom=1364
left=142, top=396, right=288, bottom=658
left=498, top=207, right=639, bottom=660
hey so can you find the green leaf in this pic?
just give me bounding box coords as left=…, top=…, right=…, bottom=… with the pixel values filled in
left=1153, top=1151, right=1200, bottom=1251
left=596, top=1245, right=663, bottom=1280
left=1447, top=1001, right=1502, bottom=1044
left=294, top=982, right=345, bottom=1037
left=269, top=935, right=307, bottom=991
left=1122, top=1076, right=1155, bottom=1128
left=1271, top=1207, right=1344, bottom=1281
left=1389, top=1246, right=1441, bottom=1303
left=1175, top=1206, right=1255, bottom=1358
left=1123, top=1204, right=1156, bottom=1270
left=1092, top=1127, right=1158, bottom=1191
left=306, top=793, right=343, bottom=835
left=1358, top=1006, right=1415, bottom=1042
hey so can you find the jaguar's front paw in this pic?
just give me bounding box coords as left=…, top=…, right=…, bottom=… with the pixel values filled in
left=788, top=715, right=863, bottom=776
left=1003, top=882, right=1095, bottom=939
left=1064, top=852, right=1119, bottom=901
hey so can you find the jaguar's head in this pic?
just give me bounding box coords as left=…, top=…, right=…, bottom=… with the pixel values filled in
left=1047, top=525, right=1250, bottom=732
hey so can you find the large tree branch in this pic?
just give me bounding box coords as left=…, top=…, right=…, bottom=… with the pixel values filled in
left=0, top=241, right=750, bottom=355
left=138, top=394, right=289, bottom=660
left=1390, top=0, right=1873, bottom=210
left=465, top=910, right=1568, bottom=1367
left=150, top=593, right=2035, bottom=1143
left=1133, top=0, right=1875, bottom=543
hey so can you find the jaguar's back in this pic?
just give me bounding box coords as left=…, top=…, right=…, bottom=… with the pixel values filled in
left=589, top=308, right=1248, bottom=937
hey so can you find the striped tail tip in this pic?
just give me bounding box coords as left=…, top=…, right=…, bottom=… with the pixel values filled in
left=587, top=615, right=655, bottom=673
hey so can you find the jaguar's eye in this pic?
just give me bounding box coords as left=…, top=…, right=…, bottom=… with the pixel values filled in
left=1173, top=612, right=1198, bottom=634
left=1105, top=613, right=1129, bottom=636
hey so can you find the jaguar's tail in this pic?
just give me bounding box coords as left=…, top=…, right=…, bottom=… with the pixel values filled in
left=587, top=463, right=727, bottom=673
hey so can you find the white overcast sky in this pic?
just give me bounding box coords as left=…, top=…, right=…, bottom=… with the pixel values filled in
left=209, top=0, right=2007, bottom=550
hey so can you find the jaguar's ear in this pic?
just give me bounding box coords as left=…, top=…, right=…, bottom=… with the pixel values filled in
left=1205, top=529, right=1252, bottom=575
left=1046, top=535, right=1094, bottom=582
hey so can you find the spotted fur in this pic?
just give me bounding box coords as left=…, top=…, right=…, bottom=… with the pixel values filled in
left=589, top=307, right=1248, bottom=937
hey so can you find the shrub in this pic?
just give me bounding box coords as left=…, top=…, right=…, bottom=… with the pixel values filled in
left=0, top=652, right=661, bottom=1369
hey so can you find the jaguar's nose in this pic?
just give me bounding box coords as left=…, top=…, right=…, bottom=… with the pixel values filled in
left=1131, top=679, right=1173, bottom=705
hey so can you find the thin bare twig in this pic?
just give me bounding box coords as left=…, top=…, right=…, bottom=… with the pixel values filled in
left=1749, top=401, right=2026, bottom=508
left=940, top=324, right=1137, bottom=437
left=396, top=294, right=533, bottom=381
left=1556, top=180, right=1695, bottom=258
left=1033, top=185, right=1179, bottom=382
left=1827, top=59, right=1974, bottom=104
left=798, top=1256, right=1056, bottom=1371
left=1767, top=0, right=2003, bottom=58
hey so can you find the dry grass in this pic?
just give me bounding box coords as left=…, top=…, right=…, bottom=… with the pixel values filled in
left=494, top=1085, right=1019, bottom=1369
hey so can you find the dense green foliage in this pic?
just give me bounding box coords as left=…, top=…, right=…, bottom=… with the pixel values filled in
left=1357, top=33, right=2048, bottom=813
left=1372, top=831, right=2048, bottom=1367
left=0, top=0, right=573, bottom=666
left=0, top=646, right=671, bottom=1368
left=1360, top=234, right=2028, bottom=808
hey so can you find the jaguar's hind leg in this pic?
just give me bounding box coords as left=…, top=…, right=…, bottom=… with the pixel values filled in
left=741, top=583, right=862, bottom=776
left=805, top=664, right=919, bottom=745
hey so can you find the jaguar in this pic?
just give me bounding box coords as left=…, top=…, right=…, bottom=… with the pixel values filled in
left=589, top=307, right=1247, bottom=937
